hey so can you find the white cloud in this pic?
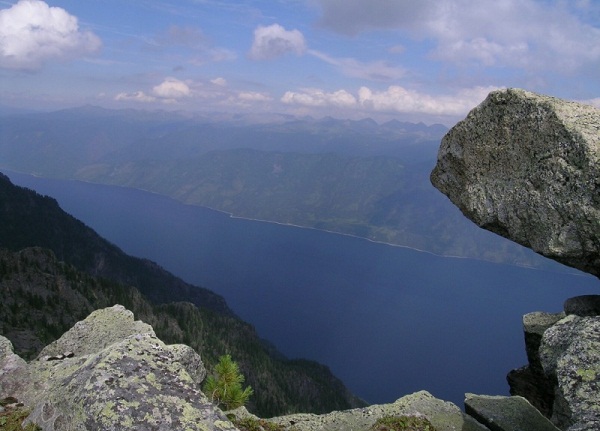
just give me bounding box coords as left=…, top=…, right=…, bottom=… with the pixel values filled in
left=281, top=85, right=498, bottom=116
left=115, top=77, right=192, bottom=105
left=357, top=85, right=499, bottom=115
left=281, top=88, right=357, bottom=107
left=315, top=0, right=600, bottom=73
left=152, top=77, right=191, bottom=99
left=211, top=77, right=227, bottom=87
left=238, top=91, right=273, bottom=102
left=114, top=91, right=156, bottom=103
left=249, top=24, right=306, bottom=60
left=0, top=0, right=101, bottom=70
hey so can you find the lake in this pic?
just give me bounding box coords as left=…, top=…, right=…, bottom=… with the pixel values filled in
left=5, top=170, right=599, bottom=407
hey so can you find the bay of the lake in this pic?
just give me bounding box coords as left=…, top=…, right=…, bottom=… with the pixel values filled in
left=6, top=170, right=599, bottom=407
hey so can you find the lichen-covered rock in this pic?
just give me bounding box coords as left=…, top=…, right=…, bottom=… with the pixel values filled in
left=465, top=394, right=560, bottom=431
left=431, top=88, right=600, bottom=277
left=167, top=343, right=207, bottom=385
left=0, top=335, right=28, bottom=398
left=1, top=306, right=238, bottom=431
left=539, top=315, right=600, bottom=430
left=38, top=304, right=155, bottom=359
left=262, top=391, right=488, bottom=431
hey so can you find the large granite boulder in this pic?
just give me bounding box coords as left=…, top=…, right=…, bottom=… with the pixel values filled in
left=0, top=305, right=237, bottom=431
left=431, top=88, right=600, bottom=277
left=431, top=89, right=600, bottom=430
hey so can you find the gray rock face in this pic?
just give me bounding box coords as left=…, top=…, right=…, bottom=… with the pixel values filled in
left=465, top=394, right=560, bottom=431
left=564, top=295, right=600, bottom=317
left=0, top=336, right=28, bottom=398
left=0, top=305, right=238, bottom=431
left=539, top=315, right=600, bottom=431
left=507, top=312, right=564, bottom=417
left=431, top=88, right=600, bottom=277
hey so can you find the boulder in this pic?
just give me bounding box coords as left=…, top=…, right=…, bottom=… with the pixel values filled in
left=464, top=394, right=560, bottom=431
left=431, top=88, right=600, bottom=277
left=431, top=89, right=600, bottom=430
left=0, top=336, right=28, bottom=399
left=0, top=305, right=238, bottom=431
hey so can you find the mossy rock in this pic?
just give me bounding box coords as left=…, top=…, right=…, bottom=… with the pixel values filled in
left=369, top=415, right=437, bottom=431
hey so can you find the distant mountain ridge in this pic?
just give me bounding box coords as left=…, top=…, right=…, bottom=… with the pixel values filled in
left=0, top=106, right=559, bottom=268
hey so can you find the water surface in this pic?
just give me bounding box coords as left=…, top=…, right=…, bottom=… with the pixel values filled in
left=6, top=171, right=598, bottom=406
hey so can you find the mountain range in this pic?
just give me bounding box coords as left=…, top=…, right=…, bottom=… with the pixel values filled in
left=0, top=106, right=555, bottom=268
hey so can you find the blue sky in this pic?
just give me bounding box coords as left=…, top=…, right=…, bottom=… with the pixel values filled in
left=1, top=0, right=599, bottom=124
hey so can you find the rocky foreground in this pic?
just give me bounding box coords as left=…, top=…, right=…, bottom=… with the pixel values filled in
left=1, top=304, right=562, bottom=431
left=1, top=88, right=599, bottom=430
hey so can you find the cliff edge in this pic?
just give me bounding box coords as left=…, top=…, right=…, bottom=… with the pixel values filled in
left=431, top=88, right=600, bottom=431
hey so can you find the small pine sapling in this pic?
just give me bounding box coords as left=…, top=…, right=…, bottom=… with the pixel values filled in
left=203, top=354, right=253, bottom=410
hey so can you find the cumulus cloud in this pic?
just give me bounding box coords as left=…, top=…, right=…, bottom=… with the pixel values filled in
left=0, top=0, right=101, bottom=70
left=152, top=77, right=191, bottom=99
left=314, top=0, right=600, bottom=73
left=282, top=85, right=498, bottom=116
left=281, top=88, right=357, bottom=107
left=115, top=78, right=193, bottom=105
left=249, top=24, right=306, bottom=60
left=238, top=91, right=273, bottom=102
left=211, top=77, right=227, bottom=87
left=357, top=85, right=498, bottom=115
left=114, top=91, right=156, bottom=103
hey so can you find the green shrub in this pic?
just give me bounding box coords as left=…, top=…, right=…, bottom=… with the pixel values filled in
left=233, top=417, right=286, bottom=431
left=0, top=400, right=41, bottom=431
left=203, top=354, right=253, bottom=410
left=369, top=415, right=437, bottom=431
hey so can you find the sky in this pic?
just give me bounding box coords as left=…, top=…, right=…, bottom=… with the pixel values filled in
left=0, top=0, right=599, bottom=124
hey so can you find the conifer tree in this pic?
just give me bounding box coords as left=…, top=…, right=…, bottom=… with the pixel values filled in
left=203, top=354, right=253, bottom=410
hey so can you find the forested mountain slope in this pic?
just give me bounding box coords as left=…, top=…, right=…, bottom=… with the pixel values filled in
left=0, top=173, right=364, bottom=417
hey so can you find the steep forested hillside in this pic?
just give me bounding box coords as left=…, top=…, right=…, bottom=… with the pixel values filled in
left=0, top=173, right=364, bottom=417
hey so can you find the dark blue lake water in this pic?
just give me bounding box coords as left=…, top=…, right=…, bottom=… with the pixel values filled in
left=6, top=170, right=599, bottom=408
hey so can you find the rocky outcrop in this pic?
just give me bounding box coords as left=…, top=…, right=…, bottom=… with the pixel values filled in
left=431, top=89, right=600, bottom=431
left=539, top=310, right=600, bottom=430
left=0, top=305, right=237, bottom=431
left=508, top=297, right=600, bottom=431
left=231, top=390, right=489, bottom=431
left=431, top=88, right=600, bottom=277
left=2, top=306, right=490, bottom=431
